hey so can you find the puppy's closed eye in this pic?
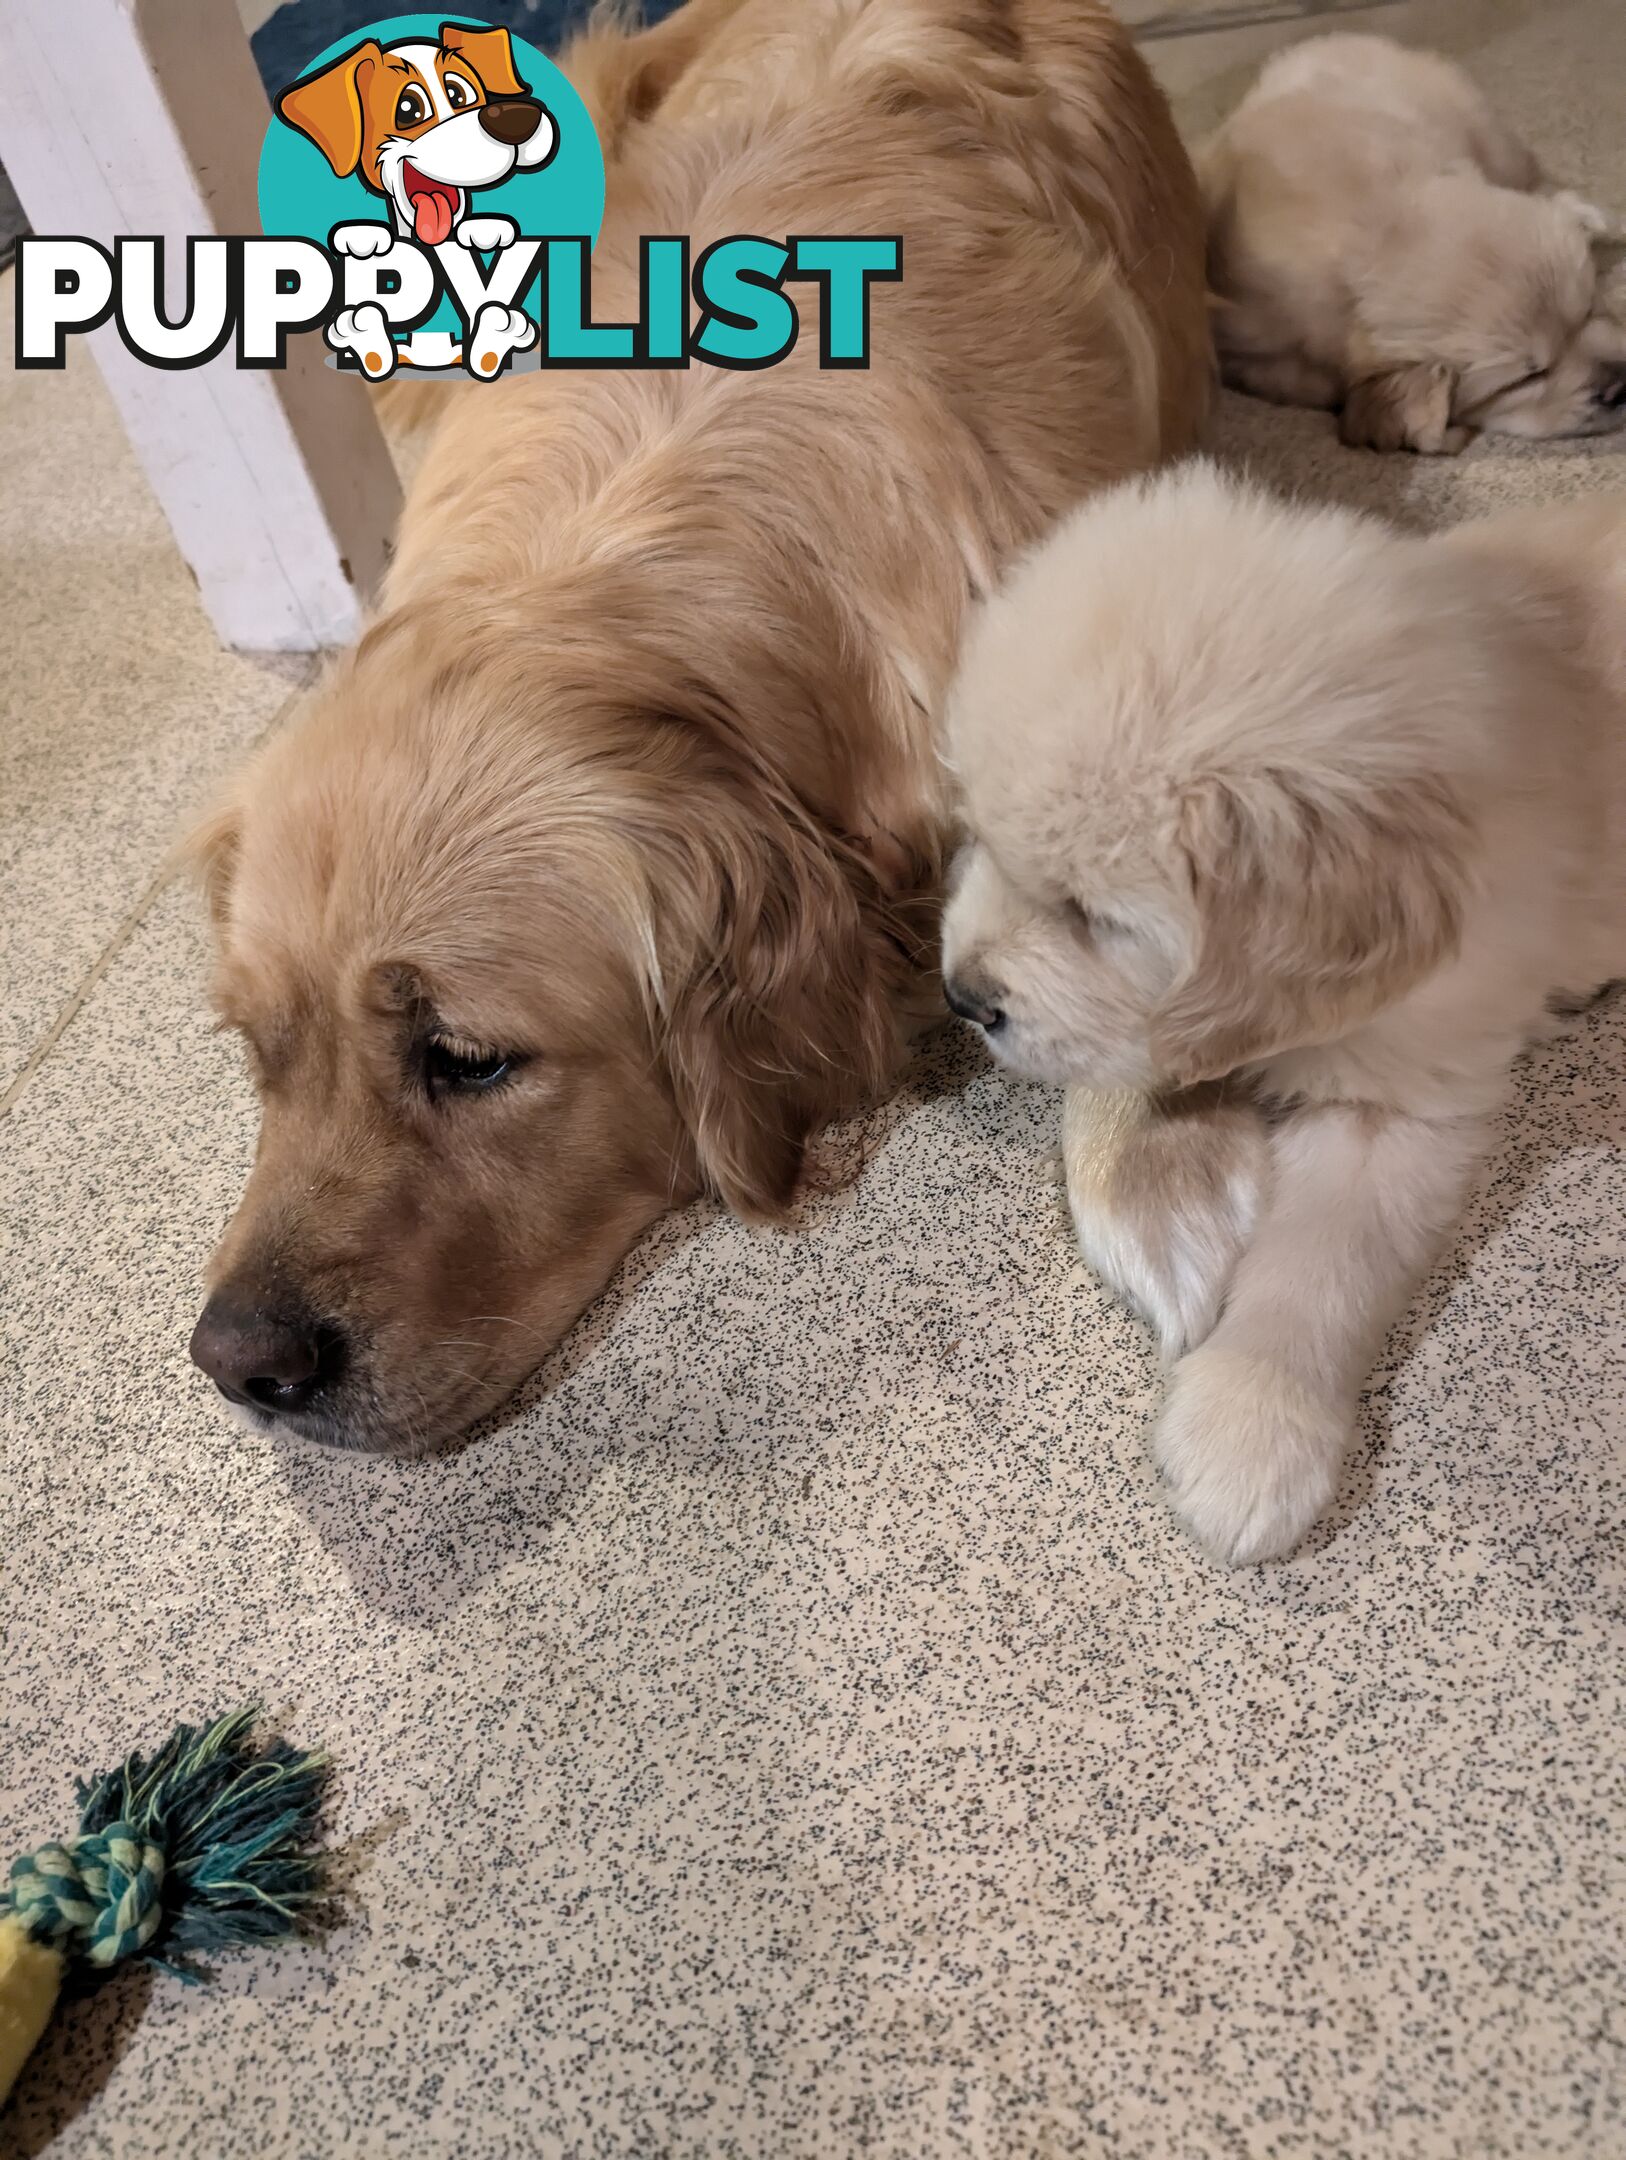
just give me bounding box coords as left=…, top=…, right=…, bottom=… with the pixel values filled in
left=1065, top=898, right=1134, bottom=944
left=1475, top=360, right=1548, bottom=402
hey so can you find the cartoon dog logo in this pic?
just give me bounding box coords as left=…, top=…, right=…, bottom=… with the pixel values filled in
left=275, top=21, right=558, bottom=376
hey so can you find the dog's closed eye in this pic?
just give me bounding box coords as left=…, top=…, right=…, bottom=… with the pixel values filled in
left=423, top=1031, right=524, bottom=1099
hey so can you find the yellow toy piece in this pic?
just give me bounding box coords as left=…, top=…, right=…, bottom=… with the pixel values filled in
left=0, top=1913, right=64, bottom=2104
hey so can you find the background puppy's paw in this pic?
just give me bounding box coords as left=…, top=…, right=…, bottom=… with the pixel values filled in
left=1064, top=1087, right=1269, bottom=1361
left=1153, top=1348, right=1347, bottom=1566
left=1340, top=364, right=1469, bottom=455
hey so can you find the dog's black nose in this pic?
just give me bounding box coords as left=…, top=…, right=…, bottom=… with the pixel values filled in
left=1598, top=369, right=1626, bottom=411
left=479, top=97, right=543, bottom=146
left=190, top=1295, right=341, bottom=1418
left=945, top=978, right=1007, bottom=1032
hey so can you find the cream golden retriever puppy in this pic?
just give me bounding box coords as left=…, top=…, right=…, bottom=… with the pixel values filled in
left=943, top=463, right=1626, bottom=1564
left=187, top=0, right=1209, bottom=1452
left=1203, top=33, right=1626, bottom=452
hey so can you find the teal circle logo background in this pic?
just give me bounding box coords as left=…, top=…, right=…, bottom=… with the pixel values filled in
left=256, top=14, right=604, bottom=338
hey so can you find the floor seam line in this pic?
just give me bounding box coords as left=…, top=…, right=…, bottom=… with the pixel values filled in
left=0, top=662, right=318, bottom=1125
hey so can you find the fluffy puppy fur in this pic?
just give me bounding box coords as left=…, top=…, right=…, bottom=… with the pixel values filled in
left=943, top=463, right=1626, bottom=1564
left=1202, top=34, right=1626, bottom=452
left=188, top=0, right=1209, bottom=1454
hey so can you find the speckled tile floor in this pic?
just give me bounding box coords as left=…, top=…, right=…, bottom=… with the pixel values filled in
left=0, top=334, right=308, bottom=1106
left=3, top=3, right=1625, bottom=2154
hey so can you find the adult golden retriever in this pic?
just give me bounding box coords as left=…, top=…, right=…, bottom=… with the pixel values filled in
left=188, top=0, right=1208, bottom=1452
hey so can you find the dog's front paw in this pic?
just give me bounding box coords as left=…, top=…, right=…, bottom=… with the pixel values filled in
left=1153, top=1348, right=1347, bottom=1566
left=1063, top=1087, right=1269, bottom=1361
left=325, top=304, right=396, bottom=378
left=330, top=222, right=394, bottom=259
left=465, top=303, right=538, bottom=378
left=455, top=215, right=519, bottom=252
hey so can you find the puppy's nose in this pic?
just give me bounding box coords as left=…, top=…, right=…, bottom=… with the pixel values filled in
left=189, top=1294, right=341, bottom=1418
left=478, top=98, right=543, bottom=146
left=1597, top=368, right=1626, bottom=411
left=945, top=978, right=1007, bottom=1032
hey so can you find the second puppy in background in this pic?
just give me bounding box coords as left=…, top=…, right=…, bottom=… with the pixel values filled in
left=1203, top=34, right=1626, bottom=451
left=942, top=464, right=1626, bottom=1564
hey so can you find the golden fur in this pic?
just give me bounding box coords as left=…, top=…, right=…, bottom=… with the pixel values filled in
left=1202, top=34, right=1626, bottom=452
left=943, top=463, right=1626, bottom=1562
left=188, top=0, right=1209, bottom=1453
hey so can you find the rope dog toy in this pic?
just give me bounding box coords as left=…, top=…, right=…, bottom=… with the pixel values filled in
left=1, top=1707, right=331, bottom=2105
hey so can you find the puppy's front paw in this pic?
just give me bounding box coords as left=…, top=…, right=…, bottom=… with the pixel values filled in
left=1153, top=1348, right=1347, bottom=1566
left=1340, top=365, right=1471, bottom=455
left=1549, top=190, right=1623, bottom=242
left=1063, top=1087, right=1269, bottom=1361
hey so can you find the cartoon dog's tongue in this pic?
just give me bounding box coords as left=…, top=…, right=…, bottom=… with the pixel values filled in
left=403, top=165, right=458, bottom=246
left=413, top=186, right=455, bottom=246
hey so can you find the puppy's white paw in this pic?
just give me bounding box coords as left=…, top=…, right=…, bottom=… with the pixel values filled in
left=330, top=222, right=395, bottom=259
left=456, top=215, right=519, bottom=252
left=465, top=302, right=537, bottom=378
left=1153, top=1348, right=1347, bottom=1566
left=1064, top=1087, right=1269, bottom=1361
left=1550, top=190, right=1623, bottom=242
left=325, top=304, right=396, bottom=378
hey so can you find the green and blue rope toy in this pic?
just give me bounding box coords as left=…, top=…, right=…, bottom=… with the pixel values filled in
left=1, top=1707, right=333, bottom=2104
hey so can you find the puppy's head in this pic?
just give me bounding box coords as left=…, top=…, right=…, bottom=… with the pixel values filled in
left=941, top=466, right=1477, bottom=1093
left=187, top=576, right=903, bottom=1455
left=275, top=25, right=555, bottom=242
left=1353, top=180, right=1626, bottom=442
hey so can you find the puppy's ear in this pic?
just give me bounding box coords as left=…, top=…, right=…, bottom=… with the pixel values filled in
left=1154, top=770, right=1469, bottom=1084
left=275, top=41, right=383, bottom=179
left=658, top=751, right=901, bottom=1222
left=1340, top=364, right=1471, bottom=455
left=440, top=22, right=528, bottom=98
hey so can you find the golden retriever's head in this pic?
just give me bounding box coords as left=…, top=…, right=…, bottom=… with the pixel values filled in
left=941, top=466, right=1480, bottom=1093
left=187, top=576, right=904, bottom=1454
left=1351, top=179, right=1626, bottom=445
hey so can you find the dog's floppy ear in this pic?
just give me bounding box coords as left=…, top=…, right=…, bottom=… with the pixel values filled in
left=275, top=40, right=383, bottom=179
left=173, top=798, right=243, bottom=934
left=1154, top=768, right=1469, bottom=1084
left=440, top=22, right=528, bottom=98
left=641, top=719, right=901, bottom=1222
left=1340, top=364, right=1470, bottom=455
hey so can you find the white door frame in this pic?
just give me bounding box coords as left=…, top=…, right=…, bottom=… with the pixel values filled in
left=0, top=0, right=401, bottom=651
